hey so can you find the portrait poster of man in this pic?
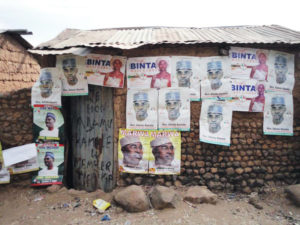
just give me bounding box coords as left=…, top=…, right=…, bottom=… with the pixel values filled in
left=148, top=131, right=181, bottom=175
left=126, top=57, right=172, bottom=89
left=199, top=99, right=233, bottom=146
left=33, top=106, right=64, bottom=143
left=171, top=56, right=201, bottom=101
left=229, top=47, right=269, bottom=80
left=118, top=129, right=151, bottom=174
left=263, top=92, right=293, bottom=136
left=158, top=88, right=190, bottom=131
left=31, top=68, right=62, bottom=107
left=85, top=54, right=126, bottom=88
left=56, top=54, right=88, bottom=96
left=200, top=56, right=231, bottom=99
left=0, top=143, right=10, bottom=184
left=8, top=157, right=39, bottom=175
left=126, top=89, right=158, bottom=130
left=32, top=143, right=64, bottom=186
left=266, top=51, right=295, bottom=93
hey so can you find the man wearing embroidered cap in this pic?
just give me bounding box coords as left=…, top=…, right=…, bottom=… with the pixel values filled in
left=207, top=104, right=223, bottom=133
left=176, top=60, right=192, bottom=88
left=39, top=71, right=54, bottom=98
left=271, top=96, right=286, bottom=125
left=133, top=92, right=150, bottom=121
left=165, top=91, right=181, bottom=120
left=120, top=136, right=144, bottom=168
left=274, top=55, right=288, bottom=84
left=62, top=58, right=78, bottom=86
left=38, top=152, right=58, bottom=176
left=39, top=112, right=59, bottom=138
left=207, top=61, right=223, bottom=90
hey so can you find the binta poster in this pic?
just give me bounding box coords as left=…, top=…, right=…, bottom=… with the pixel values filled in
left=0, top=143, right=10, bottom=184
left=266, top=50, right=295, bottom=93
left=118, top=129, right=150, bottom=174
left=85, top=54, right=126, bottom=88
left=32, top=143, right=64, bottom=186
left=200, top=56, right=231, bottom=99
left=126, top=57, right=172, bottom=89
left=158, top=88, right=190, bottom=131
left=126, top=89, right=158, bottom=130
left=31, top=68, right=62, bottom=107
left=8, top=157, right=39, bottom=175
left=199, top=99, right=232, bottom=146
left=229, top=47, right=269, bottom=80
left=171, top=56, right=201, bottom=101
left=56, top=54, right=88, bottom=96
left=33, top=106, right=64, bottom=144
left=148, top=130, right=181, bottom=175
left=263, top=92, right=293, bottom=136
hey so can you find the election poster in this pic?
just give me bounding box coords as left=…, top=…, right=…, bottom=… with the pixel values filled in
left=148, top=130, right=181, bottom=175
left=126, top=57, right=172, bottom=89
left=263, top=92, right=293, bottom=136
left=56, top=54, right=88, bottom=96
left=201, top=78, right=232, bottom=99
left=228, top=98, right=251, bottom=112
left=126, top=88, right=158, bottom=130
left=8, top=157, right=39, bottom=174
left=85, top=54, right=126, bottom=88
left=199, top=99, right=232, bottom=146
left=171, top=56, right=201, bottom=101
left=33, top=106, right=64, bottom=144
left=31, top=68, right=62, bottom=107
left=118, top=129, right=150, bottom=174
left=0, top=143, right=10, bottom=184
left=266, top=50, right=295, bottom=93
left=229, top=47, right=269, bottom=80
left=158, top=88, right=190, bottom=131
left=31, top=143, right=64, bottom=186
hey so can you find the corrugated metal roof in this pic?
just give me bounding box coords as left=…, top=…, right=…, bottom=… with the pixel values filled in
left=34, top=25, right=300, bottom=52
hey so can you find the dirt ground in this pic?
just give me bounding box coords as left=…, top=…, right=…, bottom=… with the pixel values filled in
left=0, top=180, right=300, bottom=225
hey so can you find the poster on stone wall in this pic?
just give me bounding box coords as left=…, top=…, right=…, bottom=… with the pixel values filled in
left=33, top=106, right=64, bottom=144
left=126, top=57, right=172, bottom=89
left=148, top=130, right=181, bottom=175
left=266, top=50, right=295, bottom=93
left=8, top=157, right=39, bottom=175
left=85, top=54, right=126, bottom=88
left=31, top=68, right=62, bottom=107
left=200, top=56, right=231, bottom=99
left=199, top=99, right=232, bottom=146
left=56, top=54, right=88, bottom=96
left=158, top=88, right=190, bottom=131
left=0, top=143, right=10, bottom=184
left=229, top=47, right=269, bottom=80
left=118, top=129, right=150, bottom=174
left=31, top=143, right=64, bottom=186
left=126, top=89, right=158, bottom=130
left=171, top=56, right=201, bottom=101
left=263, top=92, right=293, bottom=136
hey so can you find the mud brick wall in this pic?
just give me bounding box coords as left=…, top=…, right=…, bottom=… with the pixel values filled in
left=109, top=44, right=300, bottom=193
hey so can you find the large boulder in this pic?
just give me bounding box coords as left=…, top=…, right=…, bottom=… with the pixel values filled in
left=184, top=186, right=217, bottom=204
left=149, top=186, right=179, bottom=209
left=285, top=184, right=300, bottom=206
left=114, top=185, right=150, bottom=212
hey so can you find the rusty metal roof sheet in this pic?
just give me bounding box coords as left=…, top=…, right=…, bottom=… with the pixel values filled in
left=33, top=25, right=300, bottom=52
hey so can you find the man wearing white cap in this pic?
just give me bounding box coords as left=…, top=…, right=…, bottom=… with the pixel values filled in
left=207, top=104, right=223, bottom=133
left=119, top=136, right=144, bottom=168
left=39, top=112, right=59, bottom=138
left=133, top=92, right=150, bottom=121
left=274, top=55, right=288, bottom=84
left=39, top=71, right=54, bottom=98
left=176, top=60, right=192, bottom=88
left=165, top=91, right=182, bottom=121
left=271, top=96, right=286, bottom=125
left=207, top=61, right=223, bottom=90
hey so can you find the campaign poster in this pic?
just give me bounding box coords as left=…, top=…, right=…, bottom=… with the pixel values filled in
left=56, top=54, right=88, bottom=96
left=201, top=78, right=232, bottom=99
left=33, top=106, right=64, bottom=143
left=266, top=50, right=295, bottom=93
left=263, top=92, right=293, bottom=136
left=118, top=129, right=150, bottom=174
left=31, top=68, right=62, bottom=107
left=199, top=99, right=232, bottom=146
left=171, top=56, right=201, bottom=101
left=31, top=143, right=64, bottom=186
left=228, top=98, right=251, bottom=112
left=126, top=89, right=158, bottom=130
left=158, top=88, right=190, bottom=131
left=127, top=56, right=172, bottom=89
left=8, top=157, right=39, bottom=174
left=229, top=47, right=269, bottom=80
left=85, top=54, right=126, bottom=88
left=148, top=130, right=181, bottom=175
left=0, top=143, right=10, bottom=184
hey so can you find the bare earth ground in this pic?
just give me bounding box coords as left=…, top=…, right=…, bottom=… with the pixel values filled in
left=0, top=180, right=300, bottom=225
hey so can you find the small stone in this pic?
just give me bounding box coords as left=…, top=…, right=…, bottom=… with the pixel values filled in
left=285, top=184, right=300, bottom=206
left=184, top=186, right=217, bottom=204
left=149, top=186, right=179, bottom=209
left=47, top=184, right=62, bottom=193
